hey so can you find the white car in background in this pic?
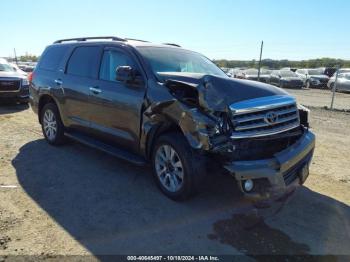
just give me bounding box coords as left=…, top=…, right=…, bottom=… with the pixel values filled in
left=327, top=73, right=350, bottom=92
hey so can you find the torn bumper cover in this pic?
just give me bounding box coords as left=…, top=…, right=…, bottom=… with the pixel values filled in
left=224, top=130, right=315, bottom=200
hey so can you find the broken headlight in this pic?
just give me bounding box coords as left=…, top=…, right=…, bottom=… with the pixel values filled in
left=214, top=113, right=232, bottom=135
left=297, top=104, right=310, bottom=127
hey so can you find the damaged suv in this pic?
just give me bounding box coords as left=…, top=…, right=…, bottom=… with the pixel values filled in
left=30, top=36, right=315, bottom=201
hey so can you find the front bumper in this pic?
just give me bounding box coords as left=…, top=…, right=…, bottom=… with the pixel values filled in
left=224, top=130, right=315, bottom=200
left=282, top=81, right=303, bottom=88
left=309, top=81, right=328, bottom=88
left=0, top=86, right=30, bottom=102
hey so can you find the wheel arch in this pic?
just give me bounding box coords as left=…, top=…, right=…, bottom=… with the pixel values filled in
left=145, top=121, right=185, bottom=160
left=38, top=94, right=61, bottom=124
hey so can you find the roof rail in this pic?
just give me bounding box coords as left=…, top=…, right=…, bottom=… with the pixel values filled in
left=125, top=38, right=149, bottom=43
left=163, top=43, right=181, bottom=47
left=53, top=36, right=126, bottom=44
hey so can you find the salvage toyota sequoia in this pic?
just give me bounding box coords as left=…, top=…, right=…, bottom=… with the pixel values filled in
left=29, top=36, right=315, bottom=201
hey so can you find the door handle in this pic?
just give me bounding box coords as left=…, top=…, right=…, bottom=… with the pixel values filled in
left=89, top=86, right=101, bottom=94
left=54, top=79, right=63, bottom=85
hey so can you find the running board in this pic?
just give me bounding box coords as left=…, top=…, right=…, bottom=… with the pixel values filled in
left=64, top=131, right=146, bottom=166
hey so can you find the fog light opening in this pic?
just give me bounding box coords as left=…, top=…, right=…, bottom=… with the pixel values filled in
left=242, top=179, right=254, bottom=192
left=300, top=164, right=310, bottom=183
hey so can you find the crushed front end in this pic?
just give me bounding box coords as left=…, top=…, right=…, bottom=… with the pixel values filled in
left=144, top=74, right=315, bottom=200
left=210, top=95, right=315, bottom=200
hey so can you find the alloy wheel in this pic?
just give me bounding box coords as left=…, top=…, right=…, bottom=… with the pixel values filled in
left=155, top=145, right=184, bottom=192
left=43, top=109, right=57, bottom=141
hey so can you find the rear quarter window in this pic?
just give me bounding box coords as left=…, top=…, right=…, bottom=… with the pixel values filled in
left=39, top=45, right=69, bottom=71
left=66, top=46, right=101, bottom=78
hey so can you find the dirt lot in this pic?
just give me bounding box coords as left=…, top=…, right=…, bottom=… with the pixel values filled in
left=286, top=87, right=350, bottom=111
left=0, top=102, right=349, bottom=258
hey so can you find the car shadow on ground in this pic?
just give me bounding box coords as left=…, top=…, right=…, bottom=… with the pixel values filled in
left=0, top=103, right=29, bottom=115
left=13, top=139, right=350, bottom=256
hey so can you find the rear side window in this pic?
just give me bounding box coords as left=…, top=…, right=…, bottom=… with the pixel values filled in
left=39, top=46, right=69, bottom=71
left=66, top=46, right=101, bottom=78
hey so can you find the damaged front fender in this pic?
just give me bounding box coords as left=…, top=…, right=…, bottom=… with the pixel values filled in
left=140, top=78, right=228, bottom=157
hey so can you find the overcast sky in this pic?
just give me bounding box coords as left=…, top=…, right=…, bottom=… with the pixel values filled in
left=1, top=0, right=349, bottom=60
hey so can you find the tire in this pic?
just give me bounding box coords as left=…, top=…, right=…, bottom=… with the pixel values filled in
left=279, top=81, right=284, bottom=88
left=40, top=103, right=66, bottom=145
left=152, top=132, right=206, bottom=201
left=305, top=80, right=310, bottom=89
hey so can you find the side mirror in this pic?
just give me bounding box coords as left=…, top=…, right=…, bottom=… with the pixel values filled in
left=116, top=66, right=135, bottom=83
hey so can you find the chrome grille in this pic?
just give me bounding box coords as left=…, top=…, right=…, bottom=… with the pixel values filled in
left=230, top=95, right=300, bottom=139
left=0, top=79, right=21, bottom=92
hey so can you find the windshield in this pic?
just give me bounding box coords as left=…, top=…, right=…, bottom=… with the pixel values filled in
left=0, top=63, right=15, bottom=72
left=308, top=69, right=323, bottom=75
left=137, top=47, right=227, bottom=78
left=261, top=69, right=272, bottom=75
left=244, top=69, right=258, bottom=75
left=339, top=69, right=350, bottom=74
left=280, top=70, right=297, bottom=77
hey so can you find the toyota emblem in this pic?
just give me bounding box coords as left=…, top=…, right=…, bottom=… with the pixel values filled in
left=264, top=111, right=278, bottom=125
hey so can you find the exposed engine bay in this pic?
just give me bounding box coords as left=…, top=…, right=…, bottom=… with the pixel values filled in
left=148, top=74, right=311, bottom=162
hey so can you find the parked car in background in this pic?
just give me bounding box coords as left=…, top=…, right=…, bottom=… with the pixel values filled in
left=9, top=63, right=28, bottom=77
left=318, top=67, right=337, bottom=78
left=228, top=68, right=244, bottom=78
left=238, top=68, right=271, bottom=83
left=327, top=73, right=350, bottom=92
left=0, top=60, right=30, bottom=104
left=336, top=68, right=350, bottom=75
left=281, top=67, right=298, bottom=72
left=18, top=62, right=37, bottom=73
left=270, top=70, right=304, bottom=88
left=295, top=68, right=329, bottom=88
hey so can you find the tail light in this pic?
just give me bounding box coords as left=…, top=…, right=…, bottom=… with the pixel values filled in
left=28, top=72, right=34, bottom=82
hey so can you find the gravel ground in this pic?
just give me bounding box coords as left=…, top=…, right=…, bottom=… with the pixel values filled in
left=284, top=88, right=350, bottom=110
left=0, top=103, right=349, bottom=258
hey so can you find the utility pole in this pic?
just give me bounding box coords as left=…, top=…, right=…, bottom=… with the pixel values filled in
left=257, top=41, right=264, bottom=81
left=13, top=48, right=18, bottom=65
left=330, top=65, right=339, bottom=110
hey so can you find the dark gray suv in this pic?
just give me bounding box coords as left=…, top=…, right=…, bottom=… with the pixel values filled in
left=30, top=36, right=315, bottom=201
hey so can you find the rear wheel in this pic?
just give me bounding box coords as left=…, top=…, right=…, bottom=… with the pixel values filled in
left=305, top=80, right=311, bottom=89
left=40, top=103, right=66, bottom=145
left=152, top=132, right=206, bottom=201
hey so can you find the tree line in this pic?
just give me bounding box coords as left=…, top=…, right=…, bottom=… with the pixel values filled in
left=214, top=58, right=350, bottom=69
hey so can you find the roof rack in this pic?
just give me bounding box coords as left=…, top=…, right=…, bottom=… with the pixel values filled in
left=125, top=38, right=149, bottom=43
left=53, top=36, right=126, bottom=44
left=163, top=43, right=181, bottom=47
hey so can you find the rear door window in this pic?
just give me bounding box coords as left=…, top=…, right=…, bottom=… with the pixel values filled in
left=66, top=46, right=101, bottom=78
left=39, top=46, right=69, bottom=71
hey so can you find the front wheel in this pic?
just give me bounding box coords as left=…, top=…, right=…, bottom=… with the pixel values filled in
left=40, top=103, right=66, bottom=145
left=152, top=133, right=206, bottom=201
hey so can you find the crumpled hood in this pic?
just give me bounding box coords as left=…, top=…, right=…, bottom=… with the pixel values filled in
left=160, top=72, right=288, bottom=112
left=0, top=71, right=26, bottom=79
